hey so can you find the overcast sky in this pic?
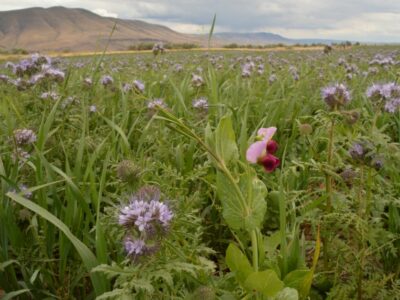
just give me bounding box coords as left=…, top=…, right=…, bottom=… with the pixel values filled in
left=1, top=0, right=400, bottom=42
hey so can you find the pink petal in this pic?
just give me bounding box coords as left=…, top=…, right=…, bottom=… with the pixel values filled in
left=246, top=140, right=267, bottom=163
left=257, top=127, right=277, bottom=142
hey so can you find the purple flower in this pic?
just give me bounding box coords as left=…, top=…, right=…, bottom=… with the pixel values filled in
left=100, top=75, right=113, bottom=86
left=41, top=91, right=60, bottom=101
left=133, top=80, right=145, bottom=93
left=122, top=83, right=132, bottom=92
left=43, top=68, right=65, bottom=82
left=89, top=105, right=97, bottom=113
left=13, top=129, right=36, bottom=146
left=147, top=98, right=167, bottom=111
left=192, top=74, right=204, bottom=87
left=349, top=143, right=364, bottom=160
left=124, top=238, right=146, bottom=256
left=83, top=77, right=93, bottom=86
left=192, top=97, right=209, bottom=111
left=0, top=74, right=10, bottom=84
left=321, top=83, right=351, bottom=109
left=269, top=74, right=277, bottom=84
left=384, top=98, right=400, bottom=113
left=366, top=84, right=384, bottom=99
left=119, top=188, right=173, bottom=232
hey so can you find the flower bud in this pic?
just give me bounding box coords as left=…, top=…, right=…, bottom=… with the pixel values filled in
left=192, top=286, right=216, bottom=300
left=299, top=123, right=313, bottom=135
left=117, top=160, right=141, bottom=183
left=266, top=140, right=278, bottom=154
left=259, top=154, right=280, bottom=173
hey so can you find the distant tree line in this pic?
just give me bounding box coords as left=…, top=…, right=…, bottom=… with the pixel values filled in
left=223, top=41, right=361, bottom=49
left=0, top=48, right=29, bottom=55
left=128, top=42, right=199, bottom=51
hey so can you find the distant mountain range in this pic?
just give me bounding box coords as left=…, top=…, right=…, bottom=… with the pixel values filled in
left=213, top=32, right=344, bottom=46
left=0, top=6, right=343, bottom=52
left=0, top=6, right=204, bottom=51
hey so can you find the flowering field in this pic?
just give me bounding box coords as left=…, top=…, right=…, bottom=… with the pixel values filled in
left=0, top=47, right=400, bottom=299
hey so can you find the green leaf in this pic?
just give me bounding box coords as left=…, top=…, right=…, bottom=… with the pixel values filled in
left=2, top=289, right=30, bottom=300
left=208, top=13, right=217, bottom=48
left=225, top=243, right=253, bottom=285
left=214, top=115, right=238, bottom=166
left=244, top=270, right=284, bottom=297
left=275, top=287, right=299, bottom=300
left=240, top=174, right=267, bottom=231
left=284, top=226, right=321, bottom=299
left=6, top=192, right=108, bottom=295
left=217, top=171, right=267, bottom=231
left=283, top=269, right=312, bottom=299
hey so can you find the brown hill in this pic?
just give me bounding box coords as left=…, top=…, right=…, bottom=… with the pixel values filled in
left=0, top=6, right=205, bottom=51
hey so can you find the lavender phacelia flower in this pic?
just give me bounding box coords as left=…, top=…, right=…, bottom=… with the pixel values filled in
left=119, top=196, right=173, bottom=232
left=41, top=91, right=60, bottom=101
left=100, top=75, right=113, bottom=86
left=147, top=98, right=167, bottom=111
left=89, top=105, right=97, bottom=113
left=321, top=83, right=351, bottom=109
left=192, top=74, right=204, bottom=87
left=349, top=143, right=364, bottom=160
left=119, top=186, right=174, bottom=261
left=13, top=129, right=36, bottom=146
left=192, top=97, right=209, bottom=111
left=133, top=80, right=145, bottom=93
left=124, top=238, right=146, bottom=256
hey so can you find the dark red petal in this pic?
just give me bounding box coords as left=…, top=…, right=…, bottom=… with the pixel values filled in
left=266, top=140, right=278, bottom=154
left=259, top=154, right=280, bottom=173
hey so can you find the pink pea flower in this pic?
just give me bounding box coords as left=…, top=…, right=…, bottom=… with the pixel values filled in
left=246, top=127, right=280, bottom=173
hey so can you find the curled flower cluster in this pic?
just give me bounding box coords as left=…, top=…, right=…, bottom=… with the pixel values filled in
left=365, top=82, right=400, bottom=113
left=4, top=54, right=64, bottom=88
left=152, top=43, right=165, bottom=56
left=348, top=141, right=384, bottom=170
left=100, top=75, right=113, bottom=86
left=133, top=80, right=145, bottom=93
left=191, top=74, right=204, bottom=87
left=192, top=97, right=209, bottom=111
left=147, top=98, right=167, bottom=113
left=119, top=186, right=173, bottom=260
left=246, top=127, right=280, bottom=173
left=321, top=83, right=351, bottom=109
left=13, top=129, right=37, bottom=146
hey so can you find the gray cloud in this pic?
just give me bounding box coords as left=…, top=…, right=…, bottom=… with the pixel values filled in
left=1, top=0, right=399, bottom=42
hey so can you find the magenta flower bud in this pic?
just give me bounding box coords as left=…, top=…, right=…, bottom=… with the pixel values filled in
left=266, top=140, right=278, bottom=154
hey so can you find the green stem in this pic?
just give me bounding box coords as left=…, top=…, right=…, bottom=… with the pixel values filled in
left=323, top=118, right=335, bottom=267
left=279, top=173, right=287, bottom=277
left=326, top=118, right=335, bottom=213
left=358, top=166, right=364, bottom=217
left=251, top=230, right=259, bottom=272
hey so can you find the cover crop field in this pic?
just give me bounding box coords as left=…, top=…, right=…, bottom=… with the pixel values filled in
left=0, top=46, right=399, bottom=299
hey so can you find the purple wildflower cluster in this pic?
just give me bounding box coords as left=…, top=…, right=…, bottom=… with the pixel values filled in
left=365, top=82, right=400, bottom=113
left=321, top=83, right=351, bottom=109
left=100, top=75, right=113, bottom=86
left=152, top=43, right=165, bottom=56
left=13, top=129, right=37, bottom=146
left=2, top=54, right=65, bottom=89
left=12, top=129, right=36, bottom=162
left=133, top=80, right=145, bottom=93
left=369, top=54, right=396, bottom=66
left=349, top=141, right=384, bottom=170
left=147, top=98, right=167, bottom=113
left=191, top=74, right=204, bottom=87
left=192, top=97, right=209, bottom=112
left=119, top=186, right=173, bottom=260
